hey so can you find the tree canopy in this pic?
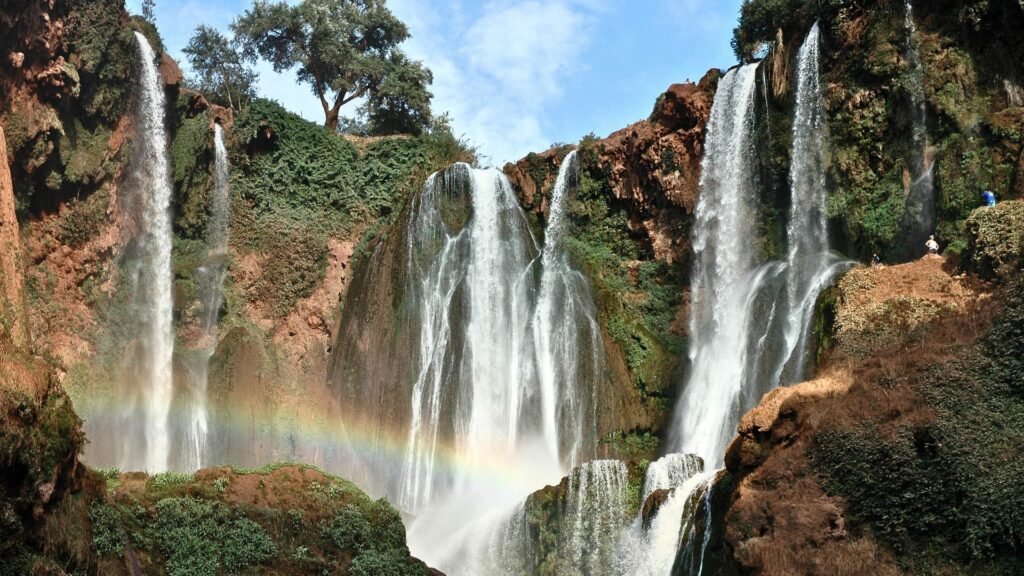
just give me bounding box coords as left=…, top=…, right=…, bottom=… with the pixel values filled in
left=182, top=25, right=257, bottom=112
left=232, top=0, right=433, bottom=134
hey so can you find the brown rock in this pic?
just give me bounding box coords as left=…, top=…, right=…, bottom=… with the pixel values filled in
left=0, top=126, right=30, bottom=349
left=8, top=51, right=24, bottom=68
left=641, top=488, right=671, bottom=530
left=159, top=52, right=183, bottom=87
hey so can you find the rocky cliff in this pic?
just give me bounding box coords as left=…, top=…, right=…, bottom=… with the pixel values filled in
left=694, top=247, right=1021, bottom=575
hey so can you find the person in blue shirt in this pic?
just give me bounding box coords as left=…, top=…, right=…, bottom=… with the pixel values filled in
left=980, top=190, right=997, bottom=207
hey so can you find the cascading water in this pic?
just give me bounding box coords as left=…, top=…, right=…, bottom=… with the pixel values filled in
left=532, top=150, right=603, bottom=466
left=669, top=62, right=772, bottom=466
left=399, top=164, right=540, bottom=514
left=771, top=22, right=852, bottom=387
left=180, top=123, right=231, bottom=471
left=122, top=32, right=175, bottom=473
left=665, top=26, right=852, bottom=573
left=399, top=155, right=605, bottom=574
left=898, top=0, right=936, bottom=258
left=615, top=454, right=709, bottom=576
left=563, top=460, right=631, bottom=574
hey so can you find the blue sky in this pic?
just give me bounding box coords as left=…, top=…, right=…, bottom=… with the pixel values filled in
left=131, top=0, right=743, bottom=165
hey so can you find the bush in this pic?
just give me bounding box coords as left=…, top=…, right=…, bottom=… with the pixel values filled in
left=57, top=188, right=110, bottom=247
left=349, top=548, right=422, bottom=576
left=170, top=113, right=214, bottom=239
left=232, top=99, right=362, bottom=222
left=320, top=505, right=371, bottom=552
left=89, top=503, right=126, bottom=556
left=964, top=201, right=1024, bottom=279
left=154, top=497, right=275, bottom=576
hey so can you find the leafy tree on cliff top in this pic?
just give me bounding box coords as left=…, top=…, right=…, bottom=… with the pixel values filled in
left=183, top=25, right=257, bottom=112
left=232, top=0, right=433, bottom=134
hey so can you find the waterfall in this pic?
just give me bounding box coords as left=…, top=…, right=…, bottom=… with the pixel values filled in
left=181, top=123, right=231, bottom=471
left=770, top=22, right=852, bottom=387
left=399, top=164, right=540, bottom=513
left=532, top=150, right=603, bottom=466
left=400, top=154, right=605, bottom=574
left=899, top=0, right=936, bottom=258
left=124, top=32, right=175, bottom=473
left=563, top=460, right=631, bottom=574
left=616, top=454, right=709, bottom=576
left=669, top=63, right=769, bottom=466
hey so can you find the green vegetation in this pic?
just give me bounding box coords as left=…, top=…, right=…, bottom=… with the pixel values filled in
left=964, top=201, right=1024, bottom=279
left=155, top=497, right=276, bottom=575
left=565, top=138, right=685, bottom=403
left=57, top=187, right=110, bottom=247
left=735, top=0, right=1024, bottom=261
left=81, top=465, right=430, bottom=575
left=811, top=280, right=1024, bottom=571
left=232, top=0, right=432, bottom=133
left=170, top=109, right=214, bottom=239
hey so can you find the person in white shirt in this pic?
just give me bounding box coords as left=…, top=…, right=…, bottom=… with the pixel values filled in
left=925, top=235, right=939, bottom=255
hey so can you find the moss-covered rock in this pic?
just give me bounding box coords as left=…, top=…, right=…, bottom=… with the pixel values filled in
left=964, top=199, right=1024, bottom=279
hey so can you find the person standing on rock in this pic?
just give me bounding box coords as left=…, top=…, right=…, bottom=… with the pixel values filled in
left=925, top=235, right=940, bottom=256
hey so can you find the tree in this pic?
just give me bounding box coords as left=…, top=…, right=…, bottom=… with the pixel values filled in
left=183, top=25, right=257, bottom=112
left=363, top=50, right=432, bottom=135
left=141, top=0, right=155, bottom=22
left=232, top=0, right=433, bottom=133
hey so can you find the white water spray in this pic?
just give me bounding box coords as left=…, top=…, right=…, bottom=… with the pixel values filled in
left=671, top=63, right=765, bottom=466
left=129, top=32, right=175, bottom=473
left=532, top=150, right=603, bottom=466
left=900, top=0, right=936, bottom=257
left=771, top=22, right=852, bottom=387
left=182, top=123, right=231, bottom=470
left=399, top=165, right=540, bottom=513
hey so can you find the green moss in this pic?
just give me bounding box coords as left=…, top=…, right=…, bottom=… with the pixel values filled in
left=170, top=114, right=214, bottom=239
left=57, top=187, right=110, bottom=248
left=565, top=147, right=685, bottom=400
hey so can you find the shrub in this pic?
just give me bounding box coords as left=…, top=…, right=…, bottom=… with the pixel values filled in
left=964, top=201, right=1024, bottom=279
left=320, top=505, right=371, bottom=552
left=349, top=548, right=422, bottom=576
left=89, top=503, right=126, bottom=556
left=154, top=497, right=275, bottom=576
left=57, top=188, right=110, bottom=247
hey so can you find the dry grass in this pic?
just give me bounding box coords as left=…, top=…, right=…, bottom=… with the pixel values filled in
left=722, top=256, right=1009, bottom=575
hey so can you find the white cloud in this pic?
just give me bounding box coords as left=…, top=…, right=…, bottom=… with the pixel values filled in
left=391, top=0, right=602, bottom=165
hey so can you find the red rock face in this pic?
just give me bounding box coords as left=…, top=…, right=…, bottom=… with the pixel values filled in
left=0, top=126, right=29, bottom=349
left=596, top=71, right=719, bottom=265
left=506, top=69, right=720, bottom=266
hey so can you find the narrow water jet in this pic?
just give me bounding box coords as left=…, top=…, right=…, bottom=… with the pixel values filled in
left=898, top=0, right=937, bottom=259
left=771, top=22, right=852, bottom=387
left=670, top=63, right=765, bottom=466
left=122, top=32, right=175, bottom=473
left=532, top=150, right=603, bottom=466
left=181, top=123, right=231, bottom=471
